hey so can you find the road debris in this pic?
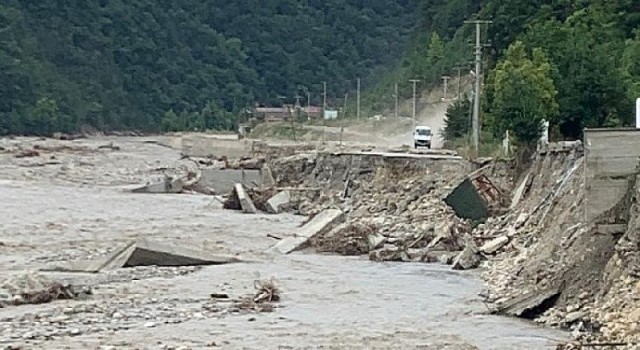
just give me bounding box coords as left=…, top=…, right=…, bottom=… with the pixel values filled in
left=234, top=183, right=258, bottom=214
left=270, top=209, right=345, bottom=254
left=266, top=190, right=291, bottom=214
left=42, top=239, right=243, bottom=272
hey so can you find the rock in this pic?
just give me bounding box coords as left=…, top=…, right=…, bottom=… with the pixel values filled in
left=565, top=311, right=586, bottom=324
left=144, top=321, right=156, bottom=328
left=367, top=233, right=386, bottom=250
left=69, top=328, right=81, bottom=336
left=266, top=191, right=291, bottom=214
left=480, top=236, right=509, bottom=254
left=515, top=213, right=529, bottom=228
left=452, top=243, right=480, bottom=270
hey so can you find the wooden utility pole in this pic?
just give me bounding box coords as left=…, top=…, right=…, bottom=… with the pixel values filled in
left=409, top=79, right=420, bottom=126
left=464, top=19, right=492, bottom=155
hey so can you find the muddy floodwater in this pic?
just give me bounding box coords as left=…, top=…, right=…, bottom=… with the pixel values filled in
left=0, top=137, right=567, bottom=349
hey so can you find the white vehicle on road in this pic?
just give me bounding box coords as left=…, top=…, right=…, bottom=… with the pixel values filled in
left=413, top=125, right=432, bottom=149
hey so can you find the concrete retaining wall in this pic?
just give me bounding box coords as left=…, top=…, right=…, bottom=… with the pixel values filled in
left=584, top=128, right=640, bottom=222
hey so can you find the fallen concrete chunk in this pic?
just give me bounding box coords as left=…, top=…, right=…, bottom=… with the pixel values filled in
left=480, top=236, right=509, bottom=254
left=235, top=183, right=257, bottom=214
left=41, top=239, right=242, bottom=273
left=510, top=173, right=531, bottom=210
left=269, top=209, right=344, bottom=254
left=266, top=191, right=291, bottom=214
left=452, top=242, right=480, bottom=270
left=261, top=166, right=276, bottom=188
left=495, top=288, right=561, bottom=318
left=444, top=178, right=488, bottom=221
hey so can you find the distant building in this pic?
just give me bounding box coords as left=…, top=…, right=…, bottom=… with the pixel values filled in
left=253, top=105, right=323, bottom=121
left=253, top=106, right=292, bottom=122
left=302, top=106, right=322, bottom=119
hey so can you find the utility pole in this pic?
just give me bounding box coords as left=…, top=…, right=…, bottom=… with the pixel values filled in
left=323, top=81, right=327, bottom=112
left=394, top=82, right=399, bottom=119
left=453, top=66, right=462, bottom=99
left=356, top=78, right=361, bottom=120
left=343, top=92, right=348, bottom=118
left=441, top=76, right=451, bottom=100
left=409, top=79, right=420, bottom=125
left=465, top=19, right=492, bottom=155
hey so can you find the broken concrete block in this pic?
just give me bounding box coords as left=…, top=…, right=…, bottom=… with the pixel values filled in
left=480, top=236, right=509, bottom=254
left=367, top=233, right=386, bottom=250
left=270, top=209, right=344, bottom=254
left=266, top=191, right=291, bottom=214
left=41, top=239, right=242, bottom=273
left=444, top=178, right=488, bottom=221
left=496, top=288, right=561, bottom=318
left=261, top=165, right=276, bottom=188
left=452, top=242, right=480, bottom=270
left=235, top=183, right=257, bottom=214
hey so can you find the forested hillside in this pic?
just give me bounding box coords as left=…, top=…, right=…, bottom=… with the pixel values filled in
left=395, top=0, right=640, bottom=144
left=0, top=0, right=418, bottom=135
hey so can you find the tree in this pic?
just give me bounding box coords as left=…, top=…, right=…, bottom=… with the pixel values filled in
left=488, top=41, right=558, bottom=147
left=443, top=95, right=471, bottom=140
left=621, top=29, right=640, bottom=101
left=425, top=32, right=445, bottom=84
left=31, top=97, right=59, bottom=135
left=162, top=109, right=178, bottom=132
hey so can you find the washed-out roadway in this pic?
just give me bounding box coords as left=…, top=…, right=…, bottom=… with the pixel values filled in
left=0, top=137, right=566, bottom=349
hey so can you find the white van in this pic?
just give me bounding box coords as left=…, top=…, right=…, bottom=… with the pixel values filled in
left=413, top=126, right=432, bottom=149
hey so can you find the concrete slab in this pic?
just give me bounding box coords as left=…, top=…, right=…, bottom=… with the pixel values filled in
left=270, top=209, right=344, bottom=254
left=41, top=239, right=242, bottom=272
left=444, top=178, right=488, bottom=221
left=496, top=288, right=561, bottom=317
left=510, top=173, right=530, bottom=210
left=235, top=183, right=257, bottom=214
left=200, top=169, right=260, bottom=193
left=124, top=239, right=241, bottom=267
left=266, top=191, right=291, bottom=214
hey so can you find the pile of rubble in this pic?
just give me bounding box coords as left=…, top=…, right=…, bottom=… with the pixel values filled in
left=251, top=150, right=514, bottom=270
left=0, top=273, right=91, bottom=308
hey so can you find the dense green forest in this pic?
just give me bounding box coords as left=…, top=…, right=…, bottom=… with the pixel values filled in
left=3, top=0, right=639, bottom=140
left=0, top=0, right=418, bottom=135
left=394, top=0, right=640, bottom=144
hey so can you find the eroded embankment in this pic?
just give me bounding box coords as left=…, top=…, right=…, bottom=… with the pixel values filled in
left=479, top=142, right=640, bottom=347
